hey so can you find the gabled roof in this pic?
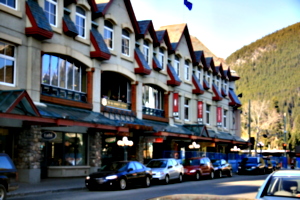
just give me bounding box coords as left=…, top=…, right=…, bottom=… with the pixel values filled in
left=225, top=68, right=240, bottom=81
left=155, top=30, right=173, bottom=54
left=205, top=57, right=214, bottom=72
left=158, top=23, right=195, bottom=63
left=25, top=0, right=53, bottom=40
left=137, top=20, right=159, bottom=46
left=194, top=50, right=208, bottom=69
left=216, top=63, right=228, bottom=80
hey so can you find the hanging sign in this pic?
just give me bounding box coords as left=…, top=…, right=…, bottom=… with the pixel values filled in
left=217, top=107, right=222, bottom=126
left=173, top=93, right=179, bottom=117
left=42, top=131, right=57, bottom=140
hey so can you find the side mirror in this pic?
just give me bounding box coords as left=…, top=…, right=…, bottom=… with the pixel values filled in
left=168, top=165, right=173, bottom=169
left=127, top=168, right=133, bottom=172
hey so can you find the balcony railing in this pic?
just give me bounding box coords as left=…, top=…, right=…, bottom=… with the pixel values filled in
left=143, top=106, right=164, bottom=118
left=41, top=85, right=87, bottom=102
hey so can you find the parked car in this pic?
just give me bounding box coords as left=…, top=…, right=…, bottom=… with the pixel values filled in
left=182, top=157, right=214, bottom=180
left=238, top=157, right=266, bottom=175
left=256, top=170, right=300, bottom=199
left=264, top=158, right=275, bottom=174
left=85, top=161, right=152, bottom=190
left=211, top=159, right=233, bottom=178
left=0, top=153, right=19, bottom=200
left=146, top=158, right=184, bottom=184
left=271, top=160, right=281, bottom=171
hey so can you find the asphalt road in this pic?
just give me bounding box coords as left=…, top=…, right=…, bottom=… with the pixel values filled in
left=9, top=174, right=269, bottom=200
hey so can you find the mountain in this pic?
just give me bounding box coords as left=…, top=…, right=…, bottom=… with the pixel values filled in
left=225, top=22, right=300, bottom=148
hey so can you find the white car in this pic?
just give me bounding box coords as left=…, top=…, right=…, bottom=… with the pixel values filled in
left=256, top=170, right=300, bottom=200
left=146, top=158, right=184, bottom=184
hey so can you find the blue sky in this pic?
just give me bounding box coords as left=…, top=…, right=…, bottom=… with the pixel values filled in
left=131, top=0, right=300, bottom=59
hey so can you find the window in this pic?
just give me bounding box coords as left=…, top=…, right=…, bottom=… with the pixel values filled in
left=104, top=20, right=113, bottom=49
left=0, top=41, right=15, bottom=85
left=174, top=55, right=180, bottom=76
left=206, top=104, right=210, bottom=125
left=216, top=77, right=220, bottom=87
left=44, top=0, right=57, bottom=26
left=0, top=0, right=16, bottom=9
left=184, top=60, right=189, bottom=81
left=206, top=72, right=211, bottom=86
left=184, top=97, right=189, bottom=121
left=223, top=110, right=227, bottom=128
left=43, top=132, right=86, bottom=166
left=75, top=6, right=86, bottom=38
left=224, top=80, right=227, bottom=91
left=142, top=85, right=164, bottom=110
left=122, top=29, right=130, bottom=56
left=159, top=48, right=164, bottom=69
left=143, top=41, right=149, bottom=63
left=42, top=54, right=86, bottom=93
left=196, top=67, right=201, bottom=80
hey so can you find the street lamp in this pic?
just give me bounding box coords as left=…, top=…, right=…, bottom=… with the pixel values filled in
left=230, top=146, right=241, bottom=152
left=189, top=141, right=200, bottom=149
left=257, top=142, right=264, bottom=157
left=117, top=136, right=133, bottom=161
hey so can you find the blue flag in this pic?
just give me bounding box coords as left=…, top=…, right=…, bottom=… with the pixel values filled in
left=184, top=0, right=193, bottom=10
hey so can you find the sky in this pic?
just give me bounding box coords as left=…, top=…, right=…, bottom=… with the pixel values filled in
left=130, top=0, right=300, bottom=59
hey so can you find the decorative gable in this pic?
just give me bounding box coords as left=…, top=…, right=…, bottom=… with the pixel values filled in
left=134, top=48, right=152, bottom=75
left=25, top=0, right=53, bottom=40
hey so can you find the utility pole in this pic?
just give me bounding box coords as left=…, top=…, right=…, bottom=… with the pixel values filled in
left=248, top=100, right=251, bottom=155
left=284, top=112, right=287, bottom=157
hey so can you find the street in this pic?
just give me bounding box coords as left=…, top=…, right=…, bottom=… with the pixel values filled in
left=9, top=174, right=268, bottom=200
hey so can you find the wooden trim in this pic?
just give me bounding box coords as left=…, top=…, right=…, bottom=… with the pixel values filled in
left=142, top=114, right=169, bottom=123
left=164, top=93, right=169, bottom=118
left=40, top=95, right=92, bottom=110
left=87, top=70, right=93, bottom=105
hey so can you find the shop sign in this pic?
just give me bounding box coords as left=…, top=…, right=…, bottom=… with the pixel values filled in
left=42, top=131, right=57, bottom=140
left=154, top=138, right=164, bottom=143
left=173, top=93, right=179, bottom=117
left=105, top=137, right=116, bottom=143
left=217, top=107, right=222, bottom=126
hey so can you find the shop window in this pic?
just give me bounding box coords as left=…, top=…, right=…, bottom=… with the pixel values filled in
left=44, top=0, right=57, bottom=26
left=76, top=6, right=86, bottom=38
left=0, top=0, right=16, bottom=9
left=104, top=20, right=113, bottom=49
left=41, top=54, right=87, bottom=102
left=42, top=132, right=86, bottom=166
left=206, top=104, right=210, bottom=125
left=122, top=29, right=130, bottom=56
left=0, top=41, right=15, bottom=86
left=142, top=85, right=164, bottom=117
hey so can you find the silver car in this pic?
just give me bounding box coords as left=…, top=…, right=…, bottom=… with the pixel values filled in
left=146, top=158, right=184, bottom=184
left=256, top=170, right=300, bottom=200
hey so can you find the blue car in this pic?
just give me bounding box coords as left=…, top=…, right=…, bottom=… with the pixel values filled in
left=85, top=161, right=152, bottom=190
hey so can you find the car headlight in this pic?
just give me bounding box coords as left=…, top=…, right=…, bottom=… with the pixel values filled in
left=86, top=176, right=90, bottom=180
left=214, top=167, right=218, bottom=170
left=238, top=166, right=241, bottom=169
left=106, top=175, right=118, bottom=180
left=251, top=166, right=256, bottom=169
left=189, top=169, right=196, bottom=173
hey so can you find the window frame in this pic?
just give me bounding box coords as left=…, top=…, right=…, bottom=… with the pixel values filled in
left=121, top=29, right=130, bottom=56
left=75, top=6, right=86, bottom=38
left=44, top=0, right=57, bottom=27
left=174, top=55, right=180, bottom=76
left=104, top=20, right=114, bottom=50
left=159, top=48, right=164, bottom=69
left=0, top=41, right=16, bottom=86
left=143, top=41, right=149, bottom=63
left=0, top=0, right=16, bottom=9
left=184, top=60, right=190, bottom=81
left=184, top=97, right=190, bottom=121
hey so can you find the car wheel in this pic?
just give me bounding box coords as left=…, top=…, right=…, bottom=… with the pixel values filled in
left=210, top=171, right=214, bottom=179
left=0, top=184, right=7, bottom=200
left=164, top=175, right=170, bottom=184
left=178, top=173, right=183, bottom=183
left=217, top=170, right=222, bottom=178
left=119, top=178, right=127, bottom=190
left=195, top=172, right=201, bottom=181
left=228, top=169, right=233, bottom=177
left=144, top=176, right=151, bottom=187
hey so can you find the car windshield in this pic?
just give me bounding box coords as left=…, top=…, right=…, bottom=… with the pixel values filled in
left=147, top=160, right=167, bottom=168
left=211, top=160, right=220, bottom=166
left=182, top=159, right=199, bottom=166
left=100, top=162, right=127, bottom=172
left=263, top=176, right=300, bottom=198
left=0, top=156, right=14, bottom=170
left=241, top=157, right=258, bottom=164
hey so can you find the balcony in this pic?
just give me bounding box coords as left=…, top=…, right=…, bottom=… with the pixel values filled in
left=41, top=85, right=87, bottom=103
left=143, top=107, right=165, bottom=118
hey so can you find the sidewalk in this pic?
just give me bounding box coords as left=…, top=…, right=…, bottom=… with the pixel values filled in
left=7, top=177, right=87, bottom=198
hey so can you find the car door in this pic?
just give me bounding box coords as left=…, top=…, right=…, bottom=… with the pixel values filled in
left=134, top=161, right=146, bottom=183
left=200, top=158, right=209, bottom=175
left=168, top=159, right=177, bottom=180
left=126, top=162, right=138, bottom=184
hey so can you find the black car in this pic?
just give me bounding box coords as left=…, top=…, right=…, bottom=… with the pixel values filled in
left=237, top=157, right=266, bottom=175
left=85, top=161, right=152, bottom=190
left=0, top=153, right=19, bottom=200
left=211, top=159, right=233, bottom=178
left=264, top=159, right=274, bottom=174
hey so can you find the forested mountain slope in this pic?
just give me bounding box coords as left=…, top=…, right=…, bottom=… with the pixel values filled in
left=226, top=22, right=300, bottom=147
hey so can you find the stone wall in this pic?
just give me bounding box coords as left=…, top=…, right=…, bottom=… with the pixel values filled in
left=88, top=131, right=102, bottom=169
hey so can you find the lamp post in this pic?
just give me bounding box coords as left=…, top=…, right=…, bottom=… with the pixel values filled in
left=257, top=142, right=264, bottom=157
left=117, top=136, right=133, bottom=161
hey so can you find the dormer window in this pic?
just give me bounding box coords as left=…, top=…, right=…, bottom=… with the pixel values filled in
left=224, top=80, right=228, bottom=91
left=216, top=77, right=220, bottom=87
left=206, top=72, right=211, bottom=86
left=122, top=29, right=130, bottom=56
left=184, top=60, right=189, bottom=81
left=76, top=6, right=86, bottom=38
left=104, top=20, right=113, bottom=50
left=174, top=55, right=180, bottom=76
left=1, top=0, right=15, bottom=9
left=197, top=67, right=201, bottom=80
left=44, top=0, right=57, bottom=26
left=159, top=48, right=164, bottom=68
left=143, top=41, right=149, bottom=63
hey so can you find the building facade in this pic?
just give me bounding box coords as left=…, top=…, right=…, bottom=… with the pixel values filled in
left=0, top=0, right=246, bottom=183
